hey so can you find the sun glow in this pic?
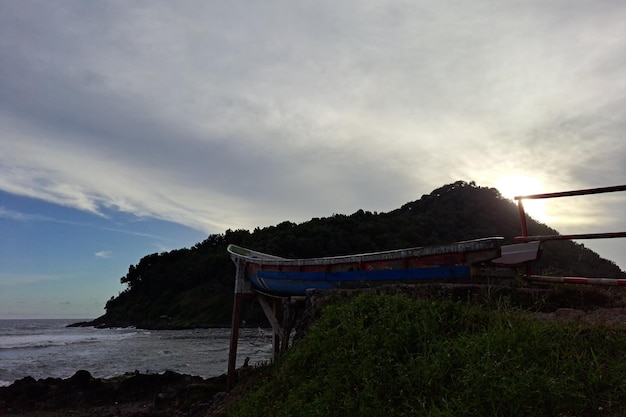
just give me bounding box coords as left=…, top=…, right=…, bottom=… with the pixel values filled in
left=495, top=174, right=551, bottom=223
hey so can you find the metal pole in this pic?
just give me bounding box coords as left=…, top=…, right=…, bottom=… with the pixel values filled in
left=515, top=184, right=626, bottom=200
left=515, top=199, right=534, bottom=278
left=517, top=199, right=528, bottom=238
left=528, top=275, right=626, bottom=286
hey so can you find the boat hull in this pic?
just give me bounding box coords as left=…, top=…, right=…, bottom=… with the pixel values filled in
left=250, top=265, right=472, bottom=295
left=228, top=238, right=506, bottom=297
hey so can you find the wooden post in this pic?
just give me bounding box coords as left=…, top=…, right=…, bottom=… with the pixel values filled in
left=280, top=298, right=299, bottom=353
left=227, top=258, right=253, bottom=389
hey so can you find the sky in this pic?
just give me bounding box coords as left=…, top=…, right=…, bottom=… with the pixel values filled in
left=1, top=1, right=625, bottom=319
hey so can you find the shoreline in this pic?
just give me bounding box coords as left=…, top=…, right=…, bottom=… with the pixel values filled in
left=66, top=317, right=258, bottom=331
left=0, top=367, right=246, bottom=416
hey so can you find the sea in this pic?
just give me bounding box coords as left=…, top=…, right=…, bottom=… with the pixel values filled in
left=0, top=319, right=274, bottom=387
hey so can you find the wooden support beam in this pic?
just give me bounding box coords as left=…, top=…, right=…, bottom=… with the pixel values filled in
left=273, top=298, right=283, bottom=358
left=257, top=295, right=283, bottom=332
left=280, top=299, right=302, bottom=353
left=257, top=294, right=290, bottom=360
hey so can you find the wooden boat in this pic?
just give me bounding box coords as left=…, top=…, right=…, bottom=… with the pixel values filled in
left=227, top=237, right=537, bottom=297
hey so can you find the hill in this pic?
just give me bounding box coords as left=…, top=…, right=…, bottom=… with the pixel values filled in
left=88, top=181, right=625, bottom=329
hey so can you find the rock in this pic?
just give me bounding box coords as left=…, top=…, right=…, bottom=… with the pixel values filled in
left=554, top=308, right=585, bottom=319
left=68, top=369, right=93, bottom=386
left=0, top=370, right=229, bottom=415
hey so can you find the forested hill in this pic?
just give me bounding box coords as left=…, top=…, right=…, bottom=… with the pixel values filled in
left=91, top=181, right=625, bottom=329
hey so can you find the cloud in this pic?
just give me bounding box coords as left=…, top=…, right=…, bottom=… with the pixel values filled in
left=0, top=273, right=63, bottom=286
left=1, top=0, right=625, bottom=238
left=94, top=250, right=112, bottom=259
left=0, top=206, right=50, bottom=222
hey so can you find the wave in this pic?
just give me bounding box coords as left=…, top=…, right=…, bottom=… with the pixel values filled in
left=0, top=319, right=75, bottom=337
left=0, top=331, right=141, bottom=350
left=0, top=327, right=273, bottom=387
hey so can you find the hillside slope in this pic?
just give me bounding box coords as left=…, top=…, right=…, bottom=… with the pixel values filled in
left=89, top=181, right=625, bottom=329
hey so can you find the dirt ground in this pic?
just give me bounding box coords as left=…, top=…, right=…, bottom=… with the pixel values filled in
left=531, top=307, right=626, bottom=327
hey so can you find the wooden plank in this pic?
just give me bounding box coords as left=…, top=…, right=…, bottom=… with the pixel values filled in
left=227, top=293, right=243, bottom=389
left=491, top=241, right=540, bottom=265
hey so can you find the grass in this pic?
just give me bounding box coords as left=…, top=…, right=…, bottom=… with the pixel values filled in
left=226, top=293, right=626, bottom=417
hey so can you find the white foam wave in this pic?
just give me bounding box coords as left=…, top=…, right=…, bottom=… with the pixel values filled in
left=0, top=331, right=140, bottom=350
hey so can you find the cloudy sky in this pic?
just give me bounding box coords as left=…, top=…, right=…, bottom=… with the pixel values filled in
left=1, top=1, right=625, bottom=318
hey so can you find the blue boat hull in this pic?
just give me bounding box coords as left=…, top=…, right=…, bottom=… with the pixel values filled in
left=249, top=265, right=471, bottom=296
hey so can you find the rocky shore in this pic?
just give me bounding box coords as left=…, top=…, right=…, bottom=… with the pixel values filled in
left=0, top=368, right=248, bottom=416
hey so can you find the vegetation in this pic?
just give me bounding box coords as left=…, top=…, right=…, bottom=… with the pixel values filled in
left=92, top=181, right=624, bottom=328
left=227, top=293, right=626, bottom=417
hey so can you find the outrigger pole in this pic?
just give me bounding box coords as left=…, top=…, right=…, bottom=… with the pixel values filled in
left=515, top=184, right=626, bottom=284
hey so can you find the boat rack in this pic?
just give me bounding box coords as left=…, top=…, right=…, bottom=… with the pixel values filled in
left=224, top=237, right=528, bottom=387
left=227, top=256, right=303, bottom=388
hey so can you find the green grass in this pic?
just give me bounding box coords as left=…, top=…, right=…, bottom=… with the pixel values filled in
left=227, top=294, right=626, bottom=417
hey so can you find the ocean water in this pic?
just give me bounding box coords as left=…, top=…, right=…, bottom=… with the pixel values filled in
left=0, top=319, right=274, bottom=387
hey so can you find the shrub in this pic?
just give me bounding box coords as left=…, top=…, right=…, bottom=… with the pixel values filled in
left=229, top=294, right=626, bottom=417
